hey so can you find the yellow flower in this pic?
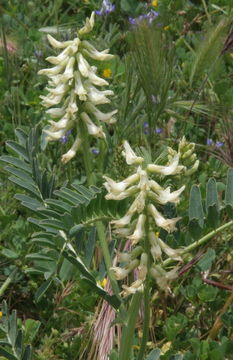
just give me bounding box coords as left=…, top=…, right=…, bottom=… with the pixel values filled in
left=102, top=68, right=112, bottom=78
left=230, top=53, right=233, bottom=58
left=151, top=0, right=158, bottom=7
left=98, top=278, right=107, bottom=288
left=163, top=25, right=170, bottom=31
left=0, top=311, right=2, bottom=319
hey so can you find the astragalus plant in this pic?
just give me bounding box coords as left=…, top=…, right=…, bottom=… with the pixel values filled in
left=104, top=138, right=198, bottom=295
left=38, top=12, right=117, bottom=164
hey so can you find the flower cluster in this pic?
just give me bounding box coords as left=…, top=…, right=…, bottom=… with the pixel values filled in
left=104, top=139, right=198, bottom=296
left=129, top=10, right=159, bottom=26
left=38, top=12, right=117, bottom=163
left=207, top=139, right=224, bottom=147
left=96, top=0, right=115, bottom=16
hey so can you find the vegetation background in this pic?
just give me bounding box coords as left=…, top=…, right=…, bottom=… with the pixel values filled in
left=0, top=0, right=233, bottom=359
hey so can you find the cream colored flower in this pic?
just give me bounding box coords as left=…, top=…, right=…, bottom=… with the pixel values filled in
left=147, top=204, right=181, bottom=233
left=38, top=12, right=116, bottom=163
left=122, top=141, right=144, bottom=165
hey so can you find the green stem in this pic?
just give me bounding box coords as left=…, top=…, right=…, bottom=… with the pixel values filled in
left=78, top=121, right=93, bottom=186
left=96, top=221, right=121, bottom=299
left=137, top=216, right=151, bottom=360
left=0, top=268, right=18, bottom=297
left=137, top=281, right=150, bottom=360
left=163, top=219, right=233, bottom=267
left=119, top=292, right=143, bottom=360
left=202, top=0, right=212, bottom=24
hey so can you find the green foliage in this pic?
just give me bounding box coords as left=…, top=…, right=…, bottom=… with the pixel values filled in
left=0, top=301, right=40, bottom=360
left=190, top=17, right=230, bottom=84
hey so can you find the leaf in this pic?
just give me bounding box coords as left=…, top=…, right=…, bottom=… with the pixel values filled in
left=0, top=348, right=17, bottom=360
left=145, top=348, right=161, bottom=360
left=206, top=178, right=219, bottom=228
left=23, top=319, right=41, bottom=344
left=1, top=249, right=19, bottom=259
left=21, top=345, right=32, bottom=360
left=225, top=168, right=233, bottom=217
left=63, top=250, right=95, bottom=283
left=189, top=185, right=204, bottom=239
left=84, top=227, right=96, bottom=267
left=35, top=278, right=53, bottom=302
left=6, top=141, right=29, bottom=162
left=8, top=176, right=41, bottom=199
left=8, top=310, right=17, bottom=347
left=197, top=248, right=216, bottom=271
left=0, top=156, right=32, bottom=173
left=15, top=329, right=23, bottom=358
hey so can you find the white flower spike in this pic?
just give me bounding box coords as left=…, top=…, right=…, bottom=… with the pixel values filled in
left=38, top=12, right=116, bottom=162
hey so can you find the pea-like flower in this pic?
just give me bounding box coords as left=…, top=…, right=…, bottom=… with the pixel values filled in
left=105, top=140, right=198, bottom=296
left=38, top=12, right=117, bottom=163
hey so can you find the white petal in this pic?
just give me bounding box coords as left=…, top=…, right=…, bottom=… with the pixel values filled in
left=81, top=112, right=106, bottom=138
left=147, top=154, right=182, bottom=175
left=103, top=173, right=139, bottom=194
left=88, top=67, right=109, bottom=86
left=38, top=58, right=68, bottom=76
left=78, top=11, right=95, bottom=36
left=61, top=136, right=82, bottom=164
left=85, top=102, right=117, bottom=124
left=46, top=107, right=65, bottom=118
left=77, top=53, right=90, bottom=77
left=74, top=71, right=87, bottom=100
left=128, top=214, right=146, bottom=244
left=105, top=185, right=138, bottom=200
left=111, top=213, right=133, bottom=228
left=122, top=141, right=144, bottom=165
left=47, top=34, right=73, bottom=49
left=82, top=40, right=114, bottom=61
left=152, top=185, right=185, bottom=205
left=147, top=204, right=181, bottom=233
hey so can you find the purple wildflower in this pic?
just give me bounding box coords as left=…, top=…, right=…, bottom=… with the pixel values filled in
left=206, top=138, right=214, bottom=146
left=96, top=0, right=115, bottom=16
left=144, top=129, right=149, bottom=135
left=143, top=122, right=149, bottom=129
left=129, top=10, right=159, bottom=26
left=215, top=141, right=224, bottom=148
left=92, top=148, right=100, bottom=155
left=155, top=128, right=163, bottom=134
left=59, top=129, right=72, bottom=144
left=34, top=50, right=43, bottom=58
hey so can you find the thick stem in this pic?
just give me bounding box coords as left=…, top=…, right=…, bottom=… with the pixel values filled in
left=163, top=219, right=233, bottom=267
left=96, top=221, right=121, bottom=299
left=137, top=280, right=150, bottom=360
left=119, top=292, right=143, bottom=360
left=137, top=216, right=151, bottom=360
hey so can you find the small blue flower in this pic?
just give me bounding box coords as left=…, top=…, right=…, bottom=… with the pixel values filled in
left=92, top=148, right=100, bottom=155
left=96, top=0, right=115, bottom=16
left=34, top=50, right=43, bottom=58
left=215, top=141, right=224, bottom=148
left=129, top=10, right=159, bottom=26
left=59, top=130, right=72, bottom=144
left=155, top=128, right=163, bottom=134
left=144, top=129, right=149, bottom=135
left=206, top=138, right=214, bottom=146
left=143, top=122, right=149, bottom=129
